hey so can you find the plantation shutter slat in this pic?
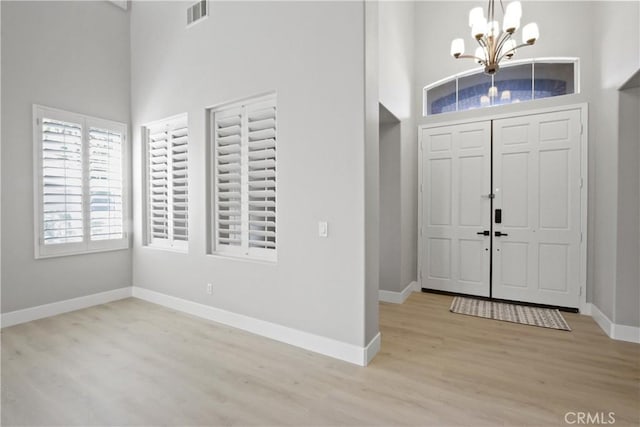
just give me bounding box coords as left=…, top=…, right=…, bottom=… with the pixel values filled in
left=145, top=114, right=189, bottom=248
left=89, top=127, right=124, bottom=241
left=214, top=108, right=243, bottom=249
left=247, top=101, right=277, bottom=251
left=147, top=123, right=169, bottom=241
left=41, top=118, right=84, bottom=245
left=171, top=121, right=189, bottom=242
left=211, top=95, right=277, bottom=259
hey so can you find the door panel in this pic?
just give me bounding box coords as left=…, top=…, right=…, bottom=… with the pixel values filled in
left=420, top=122, right=491, bottom=297
left=492, top=109, right=582, bottom=308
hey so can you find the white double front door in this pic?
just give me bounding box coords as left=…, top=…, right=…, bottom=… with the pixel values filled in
left=419, top=107, right=584, bottom=308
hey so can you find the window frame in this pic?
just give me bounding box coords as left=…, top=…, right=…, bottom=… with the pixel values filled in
left=207, top=93, right=278, bottom=262
left=423, top=57, right=580, bottom=116
left=33, top=105, right=129, bottom=259
left=141, top=113, right=189, bottom=252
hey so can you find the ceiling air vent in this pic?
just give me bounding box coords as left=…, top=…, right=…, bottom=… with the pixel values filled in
left=187, top=0, right=208, bottom=27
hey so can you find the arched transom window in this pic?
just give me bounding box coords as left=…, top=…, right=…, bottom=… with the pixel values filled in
left=423, top=58, right=579, bottom=116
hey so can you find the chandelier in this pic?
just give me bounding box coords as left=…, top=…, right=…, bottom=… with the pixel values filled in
left=450, top=1, right=539, bottom=75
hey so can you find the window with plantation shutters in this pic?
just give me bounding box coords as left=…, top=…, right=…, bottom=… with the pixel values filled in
left=89, top=127, right=124, bottom=241
left=143, top=114, right=189, bottom=250
left=210, top=94, right=277, bottom=260
left=34, top=105, right=128, bottom=258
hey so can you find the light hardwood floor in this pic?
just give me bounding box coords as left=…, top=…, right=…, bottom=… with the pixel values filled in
left=2, top=293, right=638, bottom=426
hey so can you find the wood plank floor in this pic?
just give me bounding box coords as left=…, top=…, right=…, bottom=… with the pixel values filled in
left=2, top=293, right=638, bottom=426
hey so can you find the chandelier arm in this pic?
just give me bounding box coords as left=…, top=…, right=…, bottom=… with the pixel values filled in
left=476, top=37, right=490, bottom=63
left=496, top=42, right=532, bottom=63
left=494, top=32, right=512, bottom=59
left=454, top=54, right=487, bottom=65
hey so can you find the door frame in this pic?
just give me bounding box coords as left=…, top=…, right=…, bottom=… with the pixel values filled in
left=418, top=103, right=588, bottom=313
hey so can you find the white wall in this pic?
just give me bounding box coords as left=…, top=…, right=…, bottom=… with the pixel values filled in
left=0, top=1, right=132, bottom=313
left=378, top=0, right=417, bottom=293
left=131, top=1, right=372, bottom=347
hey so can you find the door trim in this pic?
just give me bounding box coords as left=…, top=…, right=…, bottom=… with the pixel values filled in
left=418, top=103, right=588, bottom=313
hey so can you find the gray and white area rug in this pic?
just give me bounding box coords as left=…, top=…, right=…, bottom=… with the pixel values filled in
left=449, top=296, right=571, bottom=331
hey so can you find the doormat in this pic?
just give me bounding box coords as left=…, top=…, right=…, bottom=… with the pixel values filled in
left=449, top=297, right=571, bottom=331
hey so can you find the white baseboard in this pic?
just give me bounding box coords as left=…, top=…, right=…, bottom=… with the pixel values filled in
left=132, top=286, right=378, bottom=366
left=379, top=281, right=417, bottom=304
left=1, top=287, right=132, bottom=328
left=590, top=303, right=640, bottom=344
left=364, top=332, right=381, bottom=365
left=614, top=324, right=640, bottom=343
left=590, top=303, right=613, bottom=337
left=412, top=281, right=421, bottom=292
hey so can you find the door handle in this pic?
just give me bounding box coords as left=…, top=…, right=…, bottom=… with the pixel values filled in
left=494, top=231, right=509, bottom=237
left=477, top=230, right=490, bottom=236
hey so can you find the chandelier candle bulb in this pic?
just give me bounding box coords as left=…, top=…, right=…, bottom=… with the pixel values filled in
left=505, top=1, right=522, bottom=19
left=503, top=14, right=520, bottom=33
left=504, top=39, right=517, bottom=57
left=472, top=19, right=487, bottom=39
left=469, top=7, right=484, bottom=27
left=488, top=86, right=498, bottom=98
left=451, top=38, right=465, bottom=57
left=522, top=22, right=539, bottom=44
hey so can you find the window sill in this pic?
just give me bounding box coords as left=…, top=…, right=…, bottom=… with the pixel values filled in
left=142, top=244, right=189, bottom=254
left=35, top=244, right=130, bottom=260
left=206, top=252, right=277, bottom=265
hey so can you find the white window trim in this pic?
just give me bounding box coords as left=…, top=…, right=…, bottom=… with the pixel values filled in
left=33, top=105, right=129, bottom=259
left=207, top=92, right=278, bottom=262
left=141, top=113, right=189, bottom=252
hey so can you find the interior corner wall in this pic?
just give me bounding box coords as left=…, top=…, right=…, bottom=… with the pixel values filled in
left=130, top=1, right=369, bottom=347
left=0, top=1, right=132, bottom=313
left=616, top=86, right=640, bottom=328
left=379, top=106, right=402, bottom=293
left=364, top=0, right=380, bottom=344
left=378, top=0, right=417, bottom=293
left=592, top=0, right=640, bottom=325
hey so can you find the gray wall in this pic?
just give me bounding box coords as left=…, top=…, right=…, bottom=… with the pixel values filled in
left=379, top=105, right=402, bottom=292
left=131, top=1, right=372, bottom=347
left=616, top=86, right=640, bottom=327
left=378, top=0, right=417, bottom=293
left=593, top=1, right=639, bottom=326
left=1, top=1, right=132, bottom=313
left=414, top=1, right=639, bottom=324
left=364, top=0, right=380, bottom=343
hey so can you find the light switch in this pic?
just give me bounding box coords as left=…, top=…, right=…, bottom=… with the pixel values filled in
left=318, top=221, right=328, bottom=237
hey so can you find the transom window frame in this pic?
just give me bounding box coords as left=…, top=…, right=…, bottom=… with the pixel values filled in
left=33, top=105, right=129, bottom=259
left=423, top=57, right=580, bottom=116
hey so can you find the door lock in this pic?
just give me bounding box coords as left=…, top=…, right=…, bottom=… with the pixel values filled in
left=494, top=231, right=509, bottom=237
left=477, top=230, right=490, bottom=236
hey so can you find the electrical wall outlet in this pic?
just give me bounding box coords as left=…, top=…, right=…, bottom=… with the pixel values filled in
left=206, top=283, right=213, bottom=294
